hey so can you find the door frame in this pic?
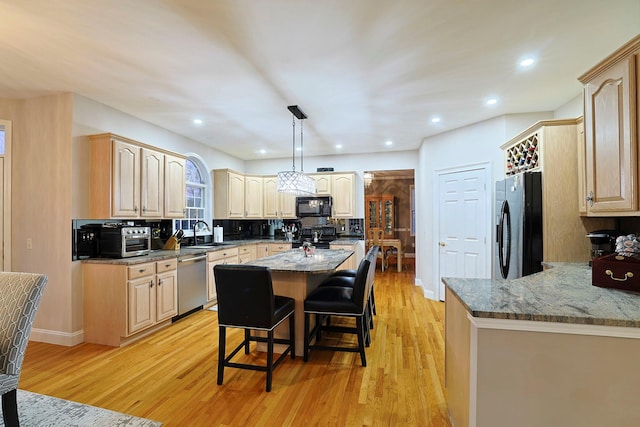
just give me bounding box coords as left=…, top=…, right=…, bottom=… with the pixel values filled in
left=0, top=119, right=11, bottom=271
left=433, top=162, right=492, bottom=301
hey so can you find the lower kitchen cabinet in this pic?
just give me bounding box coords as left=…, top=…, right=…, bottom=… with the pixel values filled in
left=83, top=258, right=178, bottom=347
left=206, top=247, right=239, bottom=303
left=269, top=242, right=291, bottom=255
left=238, top=244, right=257, bottom=263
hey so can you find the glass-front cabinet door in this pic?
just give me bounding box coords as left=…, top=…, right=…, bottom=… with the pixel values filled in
left=365, top=195, right=394, bottom=238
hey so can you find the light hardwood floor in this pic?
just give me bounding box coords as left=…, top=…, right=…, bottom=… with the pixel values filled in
left=20, top=266, right=451, bottom=426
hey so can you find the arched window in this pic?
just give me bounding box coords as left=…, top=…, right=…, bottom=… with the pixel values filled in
left=175, top=157, right=211, bottom=235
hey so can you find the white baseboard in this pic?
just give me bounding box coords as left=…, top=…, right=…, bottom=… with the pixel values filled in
left=30, top=328, right=84, bottom=347
left=414, top=277, right=437, bottom=300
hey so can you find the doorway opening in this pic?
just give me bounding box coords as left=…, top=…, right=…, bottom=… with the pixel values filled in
left=363, top=169, right=415, bottom=272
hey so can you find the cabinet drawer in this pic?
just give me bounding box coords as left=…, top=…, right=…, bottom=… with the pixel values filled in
left=128, top=262, right=155, bottom=280
left=207, top=247, right=239, bottom=262
left=239, top=245, right=254, bottom=254
left=269, top=243, right=291, bottom=253
left=156, top=258, right=177, bottom=273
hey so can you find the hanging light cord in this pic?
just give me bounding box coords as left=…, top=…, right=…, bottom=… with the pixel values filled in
left=291, top=115, right=296, bottom=172
left=300, top=119, right=304, bottom=172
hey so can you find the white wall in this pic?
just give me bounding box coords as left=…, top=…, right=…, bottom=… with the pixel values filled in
left=416, top=112, right=554, bottom=300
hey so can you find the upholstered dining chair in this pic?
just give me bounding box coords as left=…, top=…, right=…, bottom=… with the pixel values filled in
left=303, top=255, right=372, bottom=366
left=0, top=272, right=48, bottom=427
left=213, top=264, right=295, bottom=392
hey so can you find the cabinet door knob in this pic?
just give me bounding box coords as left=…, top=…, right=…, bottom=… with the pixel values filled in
left=150, top=280, right=154, bottom=288
left=586, top=191, right=594, bottom=207
left=439, top=242, right=446, bottom=247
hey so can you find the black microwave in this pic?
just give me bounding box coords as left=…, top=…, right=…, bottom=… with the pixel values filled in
left=296, top=196, right=333, bottom=217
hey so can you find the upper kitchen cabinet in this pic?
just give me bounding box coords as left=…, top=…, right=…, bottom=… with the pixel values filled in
left=89, top=134, right=187, bottom=219
left=213, top=169, right=245, bottom=219
left=244, top=175, right=263, bottom=218
left=311, top=174, right=332, bottom=195
left=164, top=154, right=186, bottom=218
left=263, top=176, right=296, bottom=219
left=578, top=35, right=640, bottom=215
left=331, top=173, right=356, bottom=218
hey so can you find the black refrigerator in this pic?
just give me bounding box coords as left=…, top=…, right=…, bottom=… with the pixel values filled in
left=494, top=171, right=543, bottom=279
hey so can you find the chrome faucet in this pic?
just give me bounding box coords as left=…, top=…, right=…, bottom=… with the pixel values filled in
left=193, top=220, right=209, bottom=245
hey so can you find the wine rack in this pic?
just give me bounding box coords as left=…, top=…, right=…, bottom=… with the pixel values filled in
left=504, top=132, right=539, bottom=175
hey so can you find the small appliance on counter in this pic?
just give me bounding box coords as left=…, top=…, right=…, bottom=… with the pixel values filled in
left=586, top=229, right=618, bottom=263
left=100, top=223, right=151, bottom=258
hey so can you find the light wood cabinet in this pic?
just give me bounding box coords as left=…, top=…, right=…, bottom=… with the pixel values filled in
left=213, top=169, right=245, bottom=218
left=244, top=175, right=263, bottom=218
left=578, top=35, right=640, bottom=215
left=269, top=242, right=291, bottom=255
left=256, top=243, right=270, bottom=258
left=331, top=173, right=356, bottom=217
left=238, top=244, right=257, bottom=264
left=83, top=258, right=178, bottom=346
left=214, top=169, right=357, bottom=219
left=263, top=176, right=296, bottom=218
left=164, top=154, right=186, bottom=218
left=89, top=133, right=186, bottom=219
left=312, top=174, right=332, bottom=195
left=206, top=247, right=239, bottom=303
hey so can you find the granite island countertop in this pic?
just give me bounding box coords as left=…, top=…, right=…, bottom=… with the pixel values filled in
left=246, top=248, right=353, bottom=273
left=442, top=262, right=640, bottom=328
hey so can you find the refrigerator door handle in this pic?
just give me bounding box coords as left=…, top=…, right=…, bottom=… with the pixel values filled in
left=498, top=200, right=512, bottom=279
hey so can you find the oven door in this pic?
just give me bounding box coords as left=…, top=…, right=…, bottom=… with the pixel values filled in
left=123, top=235, right=151, bottom=257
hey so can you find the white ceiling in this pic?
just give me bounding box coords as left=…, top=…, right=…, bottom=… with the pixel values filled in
left=0, top=1, right=638, bottom=160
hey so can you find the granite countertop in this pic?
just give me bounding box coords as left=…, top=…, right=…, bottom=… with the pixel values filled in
left=80, top=239, right=290, bottom=265
left=330, top=238, right=363, bottom=245
left=442, top=263, right=640, bottom=328
left=246, top=248, right=353, bottom=273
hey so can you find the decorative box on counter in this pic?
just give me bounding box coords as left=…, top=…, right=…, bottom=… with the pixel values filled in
left=592, top=254, right=640, bottom=292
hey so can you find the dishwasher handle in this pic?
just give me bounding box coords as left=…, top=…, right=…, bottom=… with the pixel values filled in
left=179, top=255, right=206, bottom=264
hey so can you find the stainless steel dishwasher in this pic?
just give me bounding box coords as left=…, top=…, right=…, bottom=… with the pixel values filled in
left=176, top=254, right=207, bottom=318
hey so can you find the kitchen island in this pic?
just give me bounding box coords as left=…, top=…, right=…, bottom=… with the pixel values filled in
left=443, top=263, right=640, bottom=427
left=246, top=248, right=354, bottom=356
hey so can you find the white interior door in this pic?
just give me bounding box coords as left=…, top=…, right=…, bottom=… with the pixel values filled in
left=437, top=167, right=489, bottom=300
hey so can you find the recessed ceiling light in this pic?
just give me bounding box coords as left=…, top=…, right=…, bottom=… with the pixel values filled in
left=520, top=57, right=535, bottom=67
left=486, top=98, right=498, bottom=106
left=385, top=140, right=393, bottom=146
left=335, top=144, right=342, bottom=149
left=193, top=118, right=203, bottom=125
left=431, top=117, right=441, bottom=124
left=258, top=149, right=266, bottom=154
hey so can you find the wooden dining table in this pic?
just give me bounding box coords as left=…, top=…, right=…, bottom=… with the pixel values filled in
left=246, top=248, right=354, bottom=356
left=367, top=238, right=403, bottom=272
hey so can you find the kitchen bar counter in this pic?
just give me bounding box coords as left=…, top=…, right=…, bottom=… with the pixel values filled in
left=443, top=262, right=640, bottom=327
left=442, top=263, right=640, bottom=427
left=246, top=249, right=353, bottom=356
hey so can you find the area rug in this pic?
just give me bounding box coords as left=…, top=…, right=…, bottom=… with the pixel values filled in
left=0, top=390, right=162, bottom=427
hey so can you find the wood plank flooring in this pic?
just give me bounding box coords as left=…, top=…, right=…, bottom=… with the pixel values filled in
left=19, top=267, right=451, bottom=426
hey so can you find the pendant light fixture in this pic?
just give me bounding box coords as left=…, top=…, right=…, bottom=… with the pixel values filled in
left=277, top=105, right=316, bottom=195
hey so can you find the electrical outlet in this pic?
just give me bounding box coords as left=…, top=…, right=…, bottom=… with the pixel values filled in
left=26, top=238, right=33, bottom=250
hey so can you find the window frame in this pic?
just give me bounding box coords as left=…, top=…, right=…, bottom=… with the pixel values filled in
left=175, top=155, right=212, bottom=237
